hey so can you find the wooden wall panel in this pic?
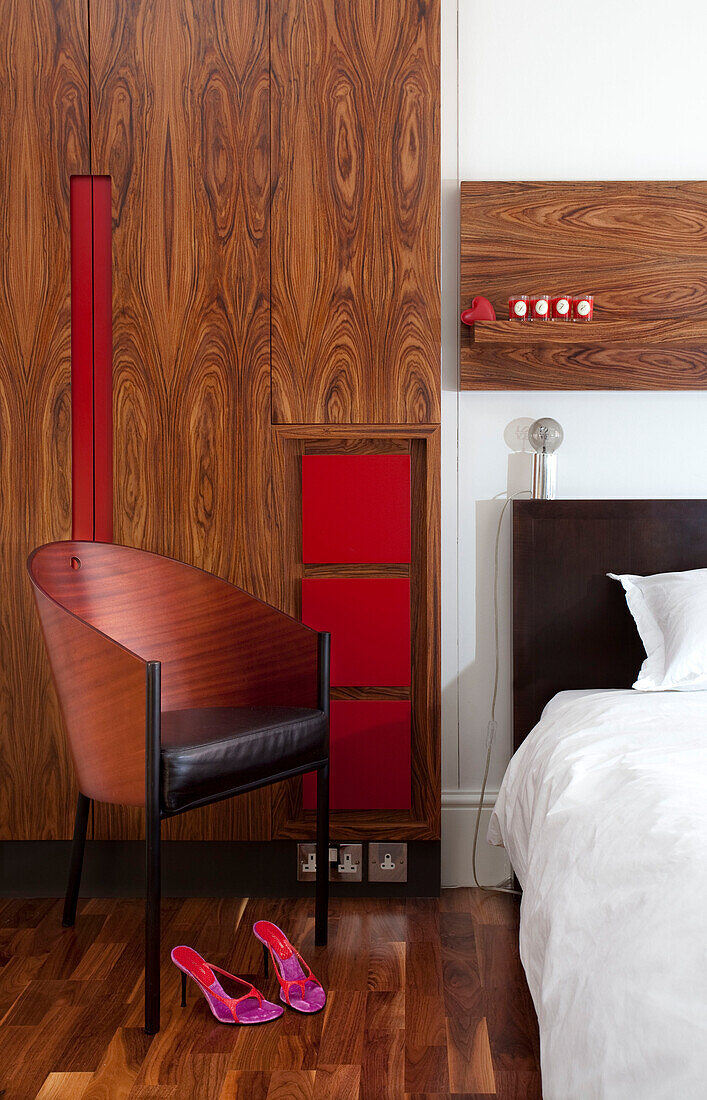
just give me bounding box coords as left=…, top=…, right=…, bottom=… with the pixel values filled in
left=409, top=429, right=440, bottom=836
left=461, top=181, right=707, bottom=321
left=270, top=0, right=441, bottom=425
left=0, top=0, right=440, bottom=847
left=460, top=180, right=707, bottom=389
left=0, top=0, right=89, bottom=839
left=90, top=0, right=272, bottom=841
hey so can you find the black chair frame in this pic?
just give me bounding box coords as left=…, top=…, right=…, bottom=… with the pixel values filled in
left=61, top=633, right=331, bottom=1035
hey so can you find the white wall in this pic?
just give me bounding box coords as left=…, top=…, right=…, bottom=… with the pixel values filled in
left=441, top=0, right=707, bottom=886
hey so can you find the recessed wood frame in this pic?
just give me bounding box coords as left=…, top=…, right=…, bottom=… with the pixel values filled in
left=460, top=180, right=707, bottom=389
left=270, top=425, right=440, bottom=841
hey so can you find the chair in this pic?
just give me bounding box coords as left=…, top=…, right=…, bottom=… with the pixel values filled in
left=27, top=541, right=330, bottom=1034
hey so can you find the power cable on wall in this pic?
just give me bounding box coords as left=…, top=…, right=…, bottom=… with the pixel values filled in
left=470, top=491, right=530, bottom=895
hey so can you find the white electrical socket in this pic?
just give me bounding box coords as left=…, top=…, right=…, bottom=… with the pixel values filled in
left=329, top=843, right=362, bottom=883
left=368, top=842, right=407, bottom=882
left=296, top=843, right=318, bottom=882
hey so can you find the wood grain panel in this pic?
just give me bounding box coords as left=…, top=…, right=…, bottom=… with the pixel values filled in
left=0, top=0, right=89, bottom=839
left=274, top=425, right=439, bottom=439
left=463, top=345, right=707, bottom=390
left=409, top=431, right=440, bottom=835
left=331, top=686, right=410, bottom=701
left=462, top=181, right=707, bottom=267
left=90, top=0, right=272, bottom=839
left=271, top=0, right=440, bottom=424
left=461, top=180, right=707, bottom=389
left=305, top=437, right=410, bottom=455
left=474, top=319, right=707, bottom=345
left=304, top=564, right=409, bottom=579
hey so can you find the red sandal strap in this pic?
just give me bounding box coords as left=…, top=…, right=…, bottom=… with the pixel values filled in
left=201, top=963, right=263, bottom=1020
left=210, top=963, right=261, bottom=997
left=282, top=977, right=309, bottom=1005
left=289, top=945, right=321, bottom=989
left=265, top=942, right=322, bottom=1004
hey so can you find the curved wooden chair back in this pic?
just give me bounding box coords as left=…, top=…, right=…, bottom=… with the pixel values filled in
left=28, top=541, right=319, bottom=806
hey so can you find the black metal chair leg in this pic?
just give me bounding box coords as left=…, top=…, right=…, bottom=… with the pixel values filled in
left=62, top=793, right=90, bottom=927
left=315, top=762, right=329, bottom=946
left=145, top=661, right=162, bottom=1035
left=145, top=804, right=161, bottom=1034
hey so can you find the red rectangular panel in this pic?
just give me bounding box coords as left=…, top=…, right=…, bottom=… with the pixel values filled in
left=302, top=455, right=411, bottom=563
left=91, top=176, right=113, bottom=543
left=70, top=175, right=113, bottom=542
left=70, top=176, right=94, bottom=540
left=302, top=579, right=410, bottom=686
left=303, top=701, right=411, bottom=810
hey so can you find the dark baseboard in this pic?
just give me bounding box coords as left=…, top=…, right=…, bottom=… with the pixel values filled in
left=0, top=840, right=440, bottom=899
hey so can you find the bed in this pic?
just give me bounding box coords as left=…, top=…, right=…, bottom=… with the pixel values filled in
left=490, top=500, right=707, bottom=1100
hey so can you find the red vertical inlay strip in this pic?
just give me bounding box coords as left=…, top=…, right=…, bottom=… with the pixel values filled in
left=70, top=176, right=95, bottom=540
left=91, top=176, right=113, bottom=542
left=70, top=175, right=113, bottom=542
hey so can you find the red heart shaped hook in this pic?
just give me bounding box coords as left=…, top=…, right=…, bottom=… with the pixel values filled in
left=460, top=296, right=496, bottom=325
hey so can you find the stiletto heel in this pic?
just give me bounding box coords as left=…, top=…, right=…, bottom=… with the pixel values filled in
left=253, top=921, right=326, bottom=1014
left=263, top=942, right=269, bottom=979
left=180, top=970, right=187, bottom=1008
left=171, top=946, right=283, bottom=1025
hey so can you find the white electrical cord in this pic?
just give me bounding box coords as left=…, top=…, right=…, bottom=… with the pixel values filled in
left=471, top=491, right=531, bottom=894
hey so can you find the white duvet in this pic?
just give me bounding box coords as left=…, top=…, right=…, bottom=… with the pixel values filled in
left=489, top=689, right=707, bottom=1100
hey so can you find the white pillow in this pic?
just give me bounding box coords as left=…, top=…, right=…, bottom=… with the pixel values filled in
left=608, top=568, right=707, bottom=691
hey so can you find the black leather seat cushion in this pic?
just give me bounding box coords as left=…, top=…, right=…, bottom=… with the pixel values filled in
left=160, top=706, right=328, bottom=814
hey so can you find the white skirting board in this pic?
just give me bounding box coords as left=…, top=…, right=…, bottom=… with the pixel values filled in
left=441, top=789, right=511, bottom=888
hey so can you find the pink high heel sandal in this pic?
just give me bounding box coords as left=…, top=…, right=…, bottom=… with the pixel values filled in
left=171, top=945, right=283, bottom=1024
left=253, top=921, right=327, bottom=1014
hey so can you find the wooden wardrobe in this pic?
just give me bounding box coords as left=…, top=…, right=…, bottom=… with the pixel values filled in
left=0, top=0, right=440, bottom=861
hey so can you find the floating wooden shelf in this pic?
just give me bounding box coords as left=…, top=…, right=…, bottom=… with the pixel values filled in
left=462, top=318, right=707, bottom=388
left=471, top=319, right=707, bottom=347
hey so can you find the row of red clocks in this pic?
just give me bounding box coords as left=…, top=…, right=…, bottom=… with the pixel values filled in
left=460, top=293, right=594, bottom=324
left=508, top=294, right=594, bottom=321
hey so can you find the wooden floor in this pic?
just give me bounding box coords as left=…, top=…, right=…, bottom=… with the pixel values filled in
left=0, top=890, right=540, bottom=1099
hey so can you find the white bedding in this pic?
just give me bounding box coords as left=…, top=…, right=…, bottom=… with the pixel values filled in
left=489, top=689, right=707, bottom=1100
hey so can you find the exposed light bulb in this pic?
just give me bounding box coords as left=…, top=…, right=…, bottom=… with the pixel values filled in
left=528, top=417, right=564, bottom=455
left=528, top=418, right=563, bottom=499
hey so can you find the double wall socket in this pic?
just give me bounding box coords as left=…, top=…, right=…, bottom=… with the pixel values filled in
left=368, top=842, right=408, bottom=882
left=297, top=843, right=363, bottom=883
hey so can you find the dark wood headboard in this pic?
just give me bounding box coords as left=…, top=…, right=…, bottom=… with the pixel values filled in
left=512, top=499, right=707, bottom=749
